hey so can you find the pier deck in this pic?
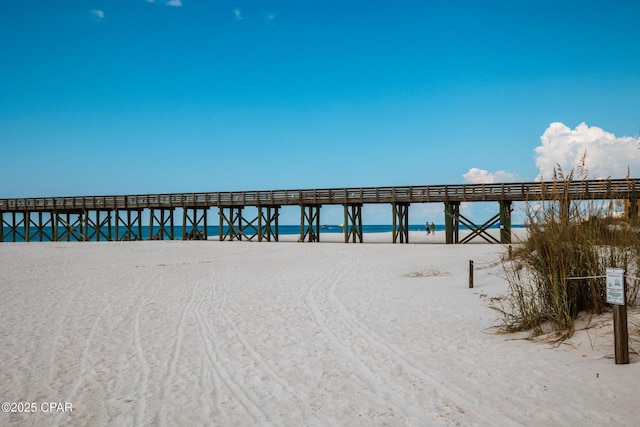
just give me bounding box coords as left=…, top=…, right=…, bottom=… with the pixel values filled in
left=2, top=179, right=639, bottom=244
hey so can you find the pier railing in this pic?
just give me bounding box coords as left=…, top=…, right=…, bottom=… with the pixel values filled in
left=1, top=178, right=638, bottom=212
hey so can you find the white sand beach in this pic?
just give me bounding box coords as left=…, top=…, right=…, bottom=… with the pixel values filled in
left=1, top=231, right=639, bottom=426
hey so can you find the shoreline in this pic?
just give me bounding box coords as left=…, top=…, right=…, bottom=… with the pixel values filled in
left=1, top=228, right=529, bottom=245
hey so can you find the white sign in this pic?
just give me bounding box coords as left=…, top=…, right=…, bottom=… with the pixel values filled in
left=606, top=268, right=625, bottom=305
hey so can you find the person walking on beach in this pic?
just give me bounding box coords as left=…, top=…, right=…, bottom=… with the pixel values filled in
left=425, top=222, right=430, bottom=235
left=431, top=222, right=435, bottom=235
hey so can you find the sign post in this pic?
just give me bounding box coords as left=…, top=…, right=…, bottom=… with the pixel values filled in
left=606, top=268, right=629, bottom=364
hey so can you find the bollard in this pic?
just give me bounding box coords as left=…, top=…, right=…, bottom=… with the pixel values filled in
left=606, top=267, right=629, bottom=364
left=614, top=275, right=629, bottom=364
left=469, top=260, right=474, bottom=288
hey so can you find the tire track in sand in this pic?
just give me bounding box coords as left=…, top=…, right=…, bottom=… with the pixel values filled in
left=53, top=275, right=145, bottom=426
left=156, top=280, right=198, bottom=427
left=324, top=264, right=516, bottom=426
left=44, top=255, right=78, bottom=390
left=215, top=270, right=317, bottom=425
left=306, top=251, right=517, bottom=426
left=304, top=255, right=437, bottom=425
left=192, top=273, right=269, bottom=424
left=132, top=277, right=164, bottom=427
left=192, top=281, right=223, bottom=421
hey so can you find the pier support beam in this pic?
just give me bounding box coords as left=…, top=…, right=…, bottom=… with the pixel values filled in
left=458, top=213, right=501, bottom=244
left=84, top=210, right=113, bottom=241
left=26, top=211, right=54, bottom=242
left=446, top=202, right=510, bottom=244
left=1, top=211, right=26, bottom=242
left=627, top=198, right=638, bottom=220
left=219, top=206, right=244, bottom=241
left=444, top=202, right=460, bottom=244
left=392, top=203, right=410, bottom=244
left=300, top=205, right=321, bottom=242
left=560, top=196, right=570, bottom=225
left=257, top=206, right=279, bottom=242
left=115, top=209, right=143, bottom=241
left=219, top=206, right=280, bottom=241
left=499, top=201, right=512, bottom=244
left=54, top=211, right=87, bottom=241
left=344, top=204, right=363, bottom=243
left=149, top=208, right=175, bottom=240
left=183, top=207, right=207, bottom=240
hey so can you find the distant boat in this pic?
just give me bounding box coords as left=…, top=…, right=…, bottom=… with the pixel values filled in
left=338, top=223, right=344, bottom=227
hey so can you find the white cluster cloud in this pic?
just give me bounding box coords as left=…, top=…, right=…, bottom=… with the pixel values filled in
left=89, top=9, right=104, bottom=20
left=463, top=122, right=640, bottom=185
left=463, top=168, right=519, bottom=184
left=146, top=0, right=182, bottom=6
left=234, top=9, right=243, bottom=20
left=535, top=122, right=640, bottom=181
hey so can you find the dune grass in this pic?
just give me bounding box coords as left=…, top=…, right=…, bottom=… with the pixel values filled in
left=499, top=170, right=640, bottom=339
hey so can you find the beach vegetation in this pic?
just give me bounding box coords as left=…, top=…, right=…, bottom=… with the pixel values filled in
left=498, top=167, right=640, bottom=340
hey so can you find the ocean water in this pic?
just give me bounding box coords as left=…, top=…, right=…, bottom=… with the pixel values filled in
left=1, top=224, right=522, bottom=242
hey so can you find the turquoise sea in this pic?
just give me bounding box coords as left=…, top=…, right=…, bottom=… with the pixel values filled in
left=1, top=224, right=523, bottom=242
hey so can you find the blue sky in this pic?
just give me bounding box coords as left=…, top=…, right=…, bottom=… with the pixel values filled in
left=1, top=1, right=639, bottom=224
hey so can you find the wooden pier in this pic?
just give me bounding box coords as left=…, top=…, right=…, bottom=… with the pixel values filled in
left=1, top=179, right=639, bottom=244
